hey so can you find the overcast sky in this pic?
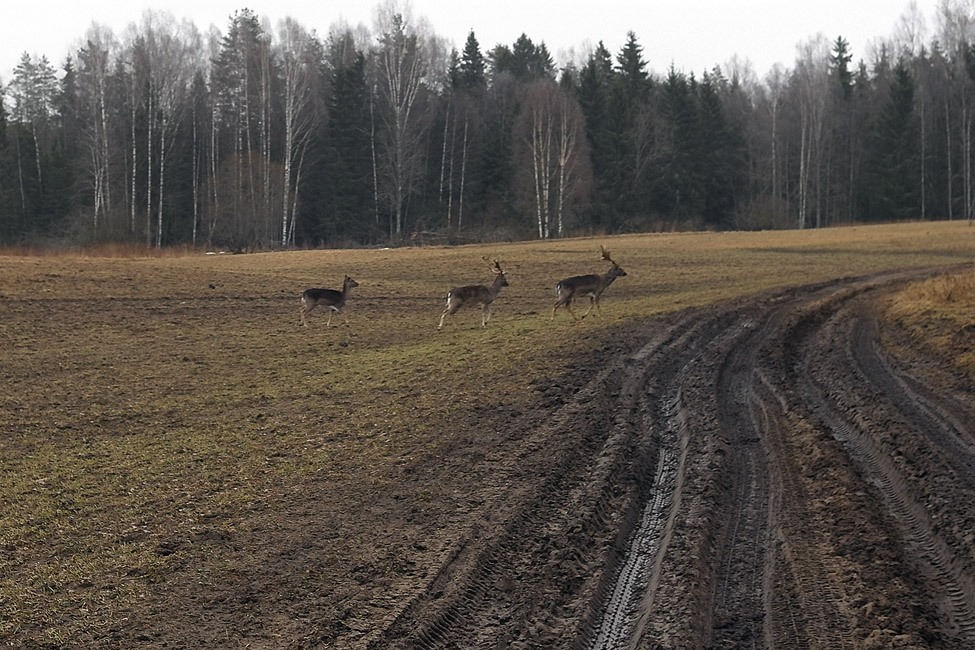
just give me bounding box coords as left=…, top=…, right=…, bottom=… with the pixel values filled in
left=0, top=0, right=941, bottom=85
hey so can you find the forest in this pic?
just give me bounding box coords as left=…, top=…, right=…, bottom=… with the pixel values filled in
left=0, top=2, right=973, bottom=249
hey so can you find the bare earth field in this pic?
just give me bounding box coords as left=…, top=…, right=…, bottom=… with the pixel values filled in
left=1, top=223, right=974, bottom=649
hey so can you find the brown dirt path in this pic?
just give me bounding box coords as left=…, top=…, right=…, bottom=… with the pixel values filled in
left=363, top=265, right=975, bottom=650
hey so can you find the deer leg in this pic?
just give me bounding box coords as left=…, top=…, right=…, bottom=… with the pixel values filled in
left=300, top=303, right=315, bottom=327
left=438, top=307, right=450, bottom=330
left=326, top=308, right=335, bottom=327
left=565, top=298, right=582, bottom=320
left=482, top=305, right=490, bottom=327
left=580, top=295, right=596, bottom=319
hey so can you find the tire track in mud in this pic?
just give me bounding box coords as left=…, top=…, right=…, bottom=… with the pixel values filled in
left=798, top=297, right=975, bottom=644
left=587, top=307, right=740, bottom=649
left=371, top=265, right=975, bottom=649
left=851, top=316, right=975, bottom=488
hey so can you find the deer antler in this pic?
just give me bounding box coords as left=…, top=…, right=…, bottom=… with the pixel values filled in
left=483, top=256, right=504, bottom=274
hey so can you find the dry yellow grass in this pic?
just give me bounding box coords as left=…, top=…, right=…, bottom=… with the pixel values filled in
left=0, top=220, right=973, bottom=645
left=885, top=267, right=975, bottom=374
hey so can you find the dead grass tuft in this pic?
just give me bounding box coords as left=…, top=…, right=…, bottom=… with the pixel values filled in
left=885, top=268, right=975, bottom=374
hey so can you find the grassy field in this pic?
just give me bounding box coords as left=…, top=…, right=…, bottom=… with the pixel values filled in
left=1, top=221, right=973, bottom=645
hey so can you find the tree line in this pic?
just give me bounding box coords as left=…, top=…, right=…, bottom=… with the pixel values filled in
left=1, top=2, right=974, bottom=249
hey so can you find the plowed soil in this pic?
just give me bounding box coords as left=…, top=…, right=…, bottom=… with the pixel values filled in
left=4, top=254, right=974, bottom=649
left=371, top=268, right=972, bottom=649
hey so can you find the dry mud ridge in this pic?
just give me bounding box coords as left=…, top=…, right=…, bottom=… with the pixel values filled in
left=368, top=266, right=975, bottom=650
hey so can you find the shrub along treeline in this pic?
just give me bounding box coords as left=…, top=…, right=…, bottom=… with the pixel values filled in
left=1, top=4, right=973, bottom=249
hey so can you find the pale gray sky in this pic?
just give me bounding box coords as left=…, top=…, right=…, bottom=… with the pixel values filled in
left=0, top=0, right=941, bottom=85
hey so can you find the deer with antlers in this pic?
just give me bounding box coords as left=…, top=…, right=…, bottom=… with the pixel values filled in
left=300, top=275, right=359, bottom=327
left=552, top=246, right=627, bottom=320
left=438, top=258, right=509, bottom=330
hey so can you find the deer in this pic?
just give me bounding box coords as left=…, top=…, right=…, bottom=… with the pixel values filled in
left=552, top=245, right=627, bottom=320
left=300, top=275, right=359, bottom=327
left=438, top=257, right=509, bottom=330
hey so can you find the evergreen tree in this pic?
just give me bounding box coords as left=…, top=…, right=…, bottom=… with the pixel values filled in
left=829, top=36, right=857, bottom=222
left=311, top=42, right=374, bottom=244
left=577, top=42, right=615, bottom=227
left=605, top=32, right=653, bottom=227
left=616, top=32, right=651, bottom=104
left=863, top=60, right=919, bottom=221
left=8, top=53, right=61, bottom=235
left=489, top=34, right=554, bottom=81
left=830, top=36, right=854, bottom=99
left=655, top=66, right=703, bottom=223
left=458, top=31, right=486, bottom=91
left=698, top=71, right=747, bottom=226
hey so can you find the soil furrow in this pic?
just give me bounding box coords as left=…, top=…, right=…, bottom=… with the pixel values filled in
left=371, top=267, right=974, bottom=650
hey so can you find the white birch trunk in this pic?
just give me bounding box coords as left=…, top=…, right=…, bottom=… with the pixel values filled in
left=459, top=117, right=469, bottom=231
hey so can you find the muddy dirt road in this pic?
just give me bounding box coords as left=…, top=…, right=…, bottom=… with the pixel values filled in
left=363, top=267, right=975, bottom=650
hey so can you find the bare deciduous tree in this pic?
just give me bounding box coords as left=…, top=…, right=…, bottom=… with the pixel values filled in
left=277, top=18, right=322, bottom=246
left=373, top=2, right=435, bottom=238
left=794, top=35, right=830, bottom=229
left=517, top=80, right=590, bottom=238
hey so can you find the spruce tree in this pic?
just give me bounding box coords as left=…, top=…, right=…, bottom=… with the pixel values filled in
left=459, top=31, right=486, bottom=91
left=577, top=42, right=615, bottom=228
left=309, top=43, right=374, bottom=244
left=864, top=60, right=919, bottom=221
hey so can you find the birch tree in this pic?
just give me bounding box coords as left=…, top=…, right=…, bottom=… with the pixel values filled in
left=794, top=35, right=831, bottom=228
left=517, top=80, right=590, bottom=238
left=76, top=28, right=117, bottom=235
left=935, top=0, right=975, bottom=222
left=374, top=5, right=429, bottom=238
left=276, top=18, right=322, bottom=246
left=146, top=13, right=198, bottom=247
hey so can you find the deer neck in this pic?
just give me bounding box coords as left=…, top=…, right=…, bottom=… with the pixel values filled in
left=490, top=274, right=506, bottom=297
left=600, top=270, right=619, bottom=289
left=338, top=282, right=353, bottom=304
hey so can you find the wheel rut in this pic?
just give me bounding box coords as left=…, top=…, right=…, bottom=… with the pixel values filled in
left=372, top=265, right=975, bottom=649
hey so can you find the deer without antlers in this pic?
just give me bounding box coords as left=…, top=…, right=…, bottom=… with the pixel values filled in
left=438, top=258, right=509, bottom=330
left=552, top=246, right=627, bottom=320
left=300, top=275, right=359, bottom=327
